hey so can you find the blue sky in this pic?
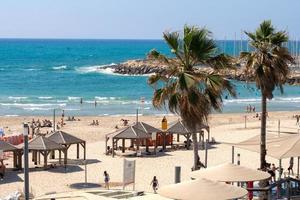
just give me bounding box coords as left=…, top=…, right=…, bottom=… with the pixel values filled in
left=0, top=0, right=299, bottom=39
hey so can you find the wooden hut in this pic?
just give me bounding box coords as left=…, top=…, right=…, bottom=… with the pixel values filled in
left=0, top=140, right=22, bottom=169
left=106, top=125, right=152, bottom=157
left=47, top=131, right=86, bottom=160
left=167, top=120, right=210, bottom=149
left=27, top=136, right=67, bottom=169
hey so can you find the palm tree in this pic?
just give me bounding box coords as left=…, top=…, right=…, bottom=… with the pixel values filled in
left=147, top=25, right=236, bottom=170
left=240, top=20, right=294, bottom=170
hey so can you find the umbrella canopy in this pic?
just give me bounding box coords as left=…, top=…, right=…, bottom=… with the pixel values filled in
left=133, top=122, right=161, bottom=133
left=25, top=136, right=65, bottom=151
left=0, top=140, right=18, bottom=152
left=113, top=126, right=151, bottom=139
left=167, top=120, right=209, bottom=134
left=228, top=134, right=300, bottom=159
left=190, top=163, right=270, bottom=182
left=47, top=131, right=85, bottom=145
left=158, top=178, right=247, bottom=200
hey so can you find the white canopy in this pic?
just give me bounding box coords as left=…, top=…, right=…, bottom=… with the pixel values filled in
left=190, top=163, right=270, bottom=182
left=227, top=134, right=300, bottom=159
left=158, top=178, right=248, bottom=200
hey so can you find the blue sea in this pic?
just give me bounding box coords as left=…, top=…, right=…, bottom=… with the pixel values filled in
left=0, top=39, right=299, bottom=116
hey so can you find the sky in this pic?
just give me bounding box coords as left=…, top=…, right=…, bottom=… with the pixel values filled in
left=0, top=0, right=299, bottom=40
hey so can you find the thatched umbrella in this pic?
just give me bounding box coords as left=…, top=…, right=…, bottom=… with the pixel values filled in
left=190, top=163, right=271, bottom=182
left=158, top=178, right=248, bottom=200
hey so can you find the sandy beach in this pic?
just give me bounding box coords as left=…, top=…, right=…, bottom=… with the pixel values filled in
left=1, top=111, right=300, bottom=198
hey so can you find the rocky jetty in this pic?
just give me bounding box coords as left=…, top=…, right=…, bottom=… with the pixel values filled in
left=103, top=59, right=300, bottom=85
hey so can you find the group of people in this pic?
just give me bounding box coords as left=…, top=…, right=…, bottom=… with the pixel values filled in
left=246, top=105, right=256, bottom=113
left=102, top=171, right=159, bottom=193
left=90, top=120, right=100, bottom=126
left=66, top=116, right=80, bottom=121
left=266, top=157, right=295, bottom=182
left=31, top=119, right=52, bottom=128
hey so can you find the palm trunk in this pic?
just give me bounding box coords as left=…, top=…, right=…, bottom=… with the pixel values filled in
left=260, top=94, right=267, bottom=169
left=259, top=93, right=268, bottom=200
left=192, top=132, right=199, bottom=170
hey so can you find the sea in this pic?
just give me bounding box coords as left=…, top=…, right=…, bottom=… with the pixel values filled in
left=0, top=39, right=299, bottom=116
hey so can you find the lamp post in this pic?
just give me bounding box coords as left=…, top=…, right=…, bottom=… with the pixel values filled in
left=23, top=123, right=30, bottom=200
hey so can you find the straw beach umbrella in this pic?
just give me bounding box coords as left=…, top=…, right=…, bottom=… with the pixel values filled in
left=190, top=163, right=270, bottom=182
left=158, top=178, right=248, bottom=200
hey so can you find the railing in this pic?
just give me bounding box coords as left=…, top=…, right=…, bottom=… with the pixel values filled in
left=247, top=177, right=300, bottom=200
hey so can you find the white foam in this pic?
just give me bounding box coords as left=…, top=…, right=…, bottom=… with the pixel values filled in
left=63, top=108, right=80, bottom=111
left=75, top=63, right=154, bottom=77
left=53, top=65, right=67, bottom=70
left=0, top=103, right=66, bottom=107
left=4, top=115, right=19, bottom=117
left=25, top=68, right=40, bottom=71
left=23, top=107, right=52, bottom=111
left=8, top=96, right=28, bottom=100
left=68, top=97, right=81, bottom=101
left=75, top=63, right=116, bottom=74
left=95, top=96, right=108, bottom=100
left=38, top=96, right=53, bottom=99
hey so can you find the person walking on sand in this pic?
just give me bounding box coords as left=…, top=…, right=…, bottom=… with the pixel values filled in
left=104, top=171, right=110, bottom=189
left=150, top=176, right=159, bottom=194
left=288, top=157, right=294, bottom=175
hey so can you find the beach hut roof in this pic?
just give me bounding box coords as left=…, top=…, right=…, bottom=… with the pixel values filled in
left=190, top=163, right=270, bottom=182
left=167, top=120, right=209, bottom=134
left=133, top=122, right=161, bottom=133
left=47, top=131, right=85, bottom=145
left=158, top=178, right=247, bottom=200
left=228, top=134, right=300, bottom=159
left=113, top=126, right=151, bottom=139
left=27, top=136, right=65, bottom=151
left=0, top=140, right=18, bottom=152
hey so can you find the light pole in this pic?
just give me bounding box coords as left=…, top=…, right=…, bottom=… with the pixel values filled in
left=23, top=123, right=30, bottom=200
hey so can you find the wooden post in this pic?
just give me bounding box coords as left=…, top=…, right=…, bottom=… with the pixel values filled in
left=145, top=139, right=149, bottom=152
left=136, top=139, right=140, bottom=150
left=59, top=150, right=62, bottom=165
left=44, top=151, right=48, bottom=169
left=278, top=120, right=281, bottom=136
left=177, top=134, right=179, bottom=142
left=279, top=159, right=282, bottom=180
left=244, top=115, right=247, bottom=129
left=112, top=138, right=115, bottom=157
left=205, top=139, right=208, bottom=168
left=83, top=142, right=86, bottom=160
left=38, top=151, right=41, bottom=165
left=297, top=157, right=299, bottom=178
left=105, top=135, right=108, bottom=155
left=51, top=150, right=55, bottom=159
left=208, top=128, right=210, bottom=142
left=232, top=146, right=235, bottom=164
left=18, top=151, right=22, bottom=169
left=64, top=149, right=67, bottom=168
left=122, top=139, right=125, bottom=153
left=77, top=143, right=80, bottom=159
left=13, top=151, right=17, bottom=169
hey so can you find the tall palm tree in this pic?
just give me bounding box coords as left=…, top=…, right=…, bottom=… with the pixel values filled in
left=240, top=20, right=294, bottom=170
left=148, top=25, right=236, bottom=170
